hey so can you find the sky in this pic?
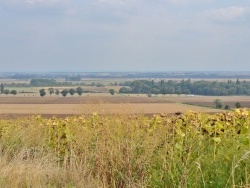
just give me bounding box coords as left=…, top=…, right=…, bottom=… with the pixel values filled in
left=0, top=0, right=249, bottom=72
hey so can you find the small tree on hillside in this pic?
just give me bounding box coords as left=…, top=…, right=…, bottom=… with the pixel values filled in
left=214, top=99, right=223, bottom=109
left=4, top=89, right=10, bottom=96
left=48, top=88, right=54, bottom=97
left=235, top=102, right=241, bottom=108
left=69, top=88, right=76, bottom=96
left=224, top=104, right=230, bottom=110
left=61, top=89, right=69, bottom=97
left=10, top=90, right=17, bottom=95
left=76, top=87, right=83, bottom=96
left=39, top=89, right=46, bottom=97
left=55, top=89, right=60, bottom=97
left=109, top=89, right=115, bottom=95
left=1, top=83, right=4, bottom=94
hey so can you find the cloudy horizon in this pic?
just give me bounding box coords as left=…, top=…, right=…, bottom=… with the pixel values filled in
left=0, top=0, right=249, bottom=72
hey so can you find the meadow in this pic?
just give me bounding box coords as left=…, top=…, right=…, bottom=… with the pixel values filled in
left=1, top=109, right=250, bottom=187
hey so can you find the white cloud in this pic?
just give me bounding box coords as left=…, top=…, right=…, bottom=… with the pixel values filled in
left=208, top=6, right=249, bottom=22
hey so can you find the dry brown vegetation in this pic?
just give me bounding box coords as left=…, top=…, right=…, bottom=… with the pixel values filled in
left=1, top=109, right=250, bottom=187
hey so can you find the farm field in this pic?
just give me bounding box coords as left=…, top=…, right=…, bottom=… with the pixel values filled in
left=1, top=78, right=250, bottom=187
left=0, top=103, right=223, bottom=116
left=0, top=95, right=226, bottom=118
left=169, top=95, right=250, bottom=108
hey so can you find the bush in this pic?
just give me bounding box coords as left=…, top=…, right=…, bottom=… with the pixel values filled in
left=109, top=89, right=115, bottom=95
left=235, top=102, right=241, bottom=108
left=214, top=99, right=223, bottom=109
left=39, top=89, right=46, bottom=97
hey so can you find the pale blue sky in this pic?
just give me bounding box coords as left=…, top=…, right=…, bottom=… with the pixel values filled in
left=0, top=0, right=249, bottom=72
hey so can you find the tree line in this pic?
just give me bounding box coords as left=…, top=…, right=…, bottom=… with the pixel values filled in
left=0, top=83, right=17, bottom=95
left=4, top=79, right=106, bottom=87
left=118, top=79, right=250, bottom=96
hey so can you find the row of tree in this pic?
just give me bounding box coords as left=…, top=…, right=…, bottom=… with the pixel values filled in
left=39, top=87, right=115, bottom=97
left=0, top=83, right=17, bottom=95
left=29, top=79, right=105, bottom=87
left=214, top=99, right=241, bottom=109
left=1, top=89, right=17, bottom=95
left=119, top=79, right=250, bottom=96
left=39, top=87, right=84, bottom=97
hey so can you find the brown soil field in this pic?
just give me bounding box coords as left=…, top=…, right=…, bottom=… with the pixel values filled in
left=0, top=95, right=225, bottom=118
left=0, top=96, right=173, bottom=104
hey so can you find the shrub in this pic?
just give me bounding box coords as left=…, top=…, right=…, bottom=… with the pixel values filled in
left=235, top=102, right=241, bottom=108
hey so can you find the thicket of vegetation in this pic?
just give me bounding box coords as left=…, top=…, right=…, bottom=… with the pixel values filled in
left=1, top=109, right=250, bottom=187
left=39, top=87, right=84, bottom=97
left=119, top=79, right=250, bottom=96
left=29, top=79, right=74, bottom=87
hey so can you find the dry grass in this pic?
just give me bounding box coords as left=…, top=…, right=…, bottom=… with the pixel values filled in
left=0, top=103, right=223, bottom=116
left=0, top=95, right=225, bottom=117
left=1, top=110, right=250, bottom=187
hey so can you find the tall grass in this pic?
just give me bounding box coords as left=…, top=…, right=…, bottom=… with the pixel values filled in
left=1, top=109, right=250, bottom=187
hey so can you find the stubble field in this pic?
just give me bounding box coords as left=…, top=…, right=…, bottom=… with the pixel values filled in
left=170, top=95, right=250, bottom=108
left=0, top=95, right=225, bottom=118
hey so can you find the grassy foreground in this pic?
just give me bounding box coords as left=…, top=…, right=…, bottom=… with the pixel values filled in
left=1, top=109, right=250, bottom=187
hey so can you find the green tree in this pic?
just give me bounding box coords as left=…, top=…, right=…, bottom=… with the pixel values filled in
left=167, top=87, right=175, bottom=96
left=96, top=83, right=104, bottom=87
left=214, top=99, right=223, bottom=109
left=235, top=102, right=241, bottom=108
left=61, top=89, right=69, bottom=97
left=1, top=83, right=4, bottom=94
left=69, top=88, right=76, bottom=96
left=30, top=79, right=57, bottom=87
left=10, top=90, right=17, bottom=95
left=224, top=104, right=230, bottom=110
left=236, top=79, right=240, bottom=84
left=48, top=88, right=54, bottom=97
left=76, top=87, right=84, bottom=96
left=119, top=87, right=131, bottom=93
left=161, top=88, right=167, bottom=96
left=109, top=89, right=115, bottom=95
left=55, top=89, right=60, bottom=97
left=151, top=88, right=160, bottom=95
left=175, top=86, right=182, bottom=95
left=4, top=89, right=10, bottom=96
left=39, top=89, right=46, bottom=97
